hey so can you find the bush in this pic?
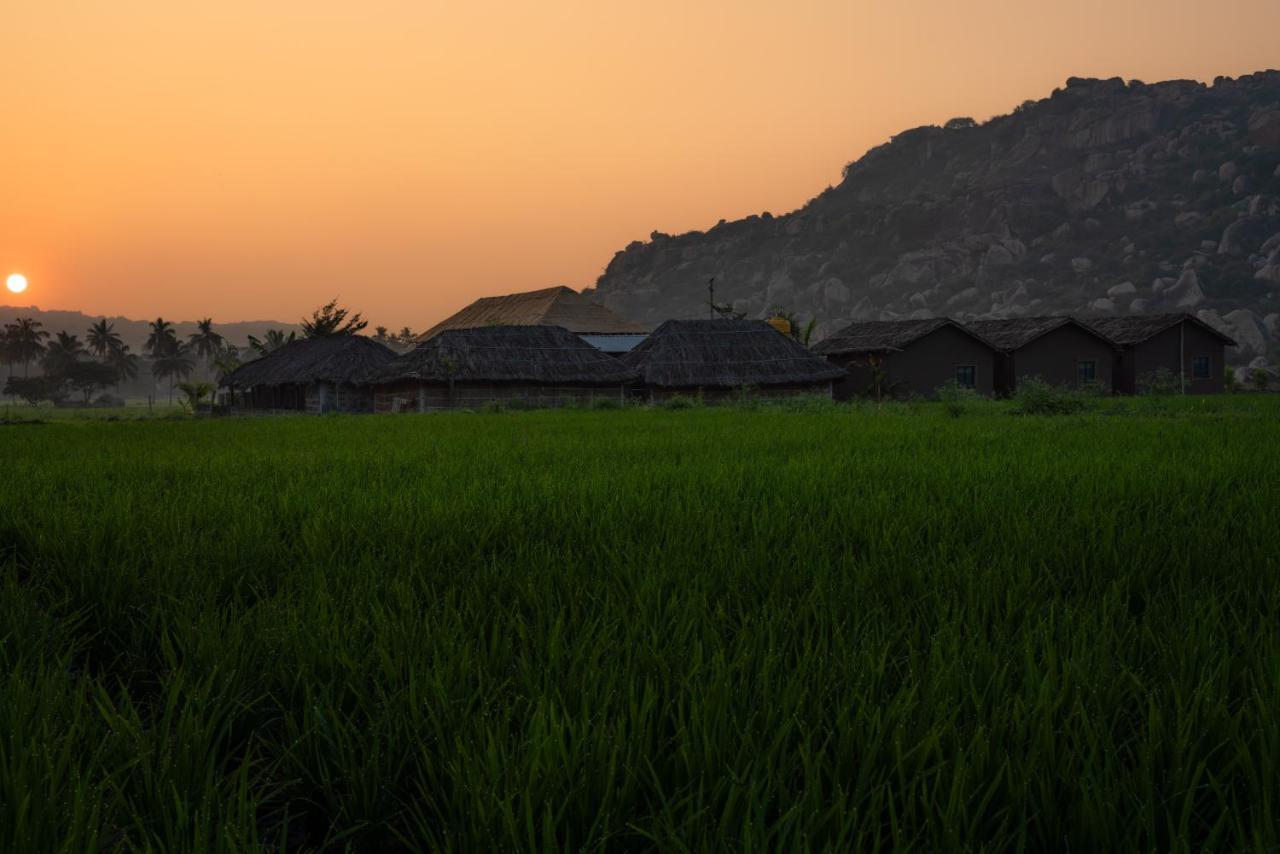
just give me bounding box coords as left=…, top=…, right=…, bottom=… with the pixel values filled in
left=1225, top=367, right=1239, bottom=393
left=1251, top=368, right=1271, bottom=392
left=589, top=397, right=621, bottom=410
left=1137, top=367, right=1183, bottom=396
left=660, top=394, right=699, bottom=410
left=92, top=393, right=126, bottom=408
left=1011, top=377, right=1091, bottom=416
left=936, top=380, right=981, bottom=418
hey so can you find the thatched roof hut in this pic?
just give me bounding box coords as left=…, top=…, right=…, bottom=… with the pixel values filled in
left=621, top=319, right=844, bottom=395
left=814, top=318, right=997, bottom=355
left=372, top=325, right=639, bottom=385
left=222, top=334, right=396, bottom=388
left=416, top=286, right=648, bottom=341
left=1085, top=312, right=1237, bottom=346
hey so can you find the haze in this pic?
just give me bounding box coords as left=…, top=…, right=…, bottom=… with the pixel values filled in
left=3, top=0, right=1278, bottom=328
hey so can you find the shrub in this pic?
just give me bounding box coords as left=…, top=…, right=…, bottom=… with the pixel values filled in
left=589, top=397, right=621, bottom=410
left=1251, top=368, right=1271, bottom=392
left=660, top=394, right=699, bottom=410
left=92, top=393, right=126, bottom=408
left=936, top=380, right=981, bottom=418
left=1011, top=377, right=1091, bottom=416
left=1137, top=367, right=1183, bottom=396
left=1225, top=367, right=1239, bottom=393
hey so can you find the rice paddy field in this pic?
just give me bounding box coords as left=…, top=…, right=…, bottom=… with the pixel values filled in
left=3, top=396, right=1280, bottom=851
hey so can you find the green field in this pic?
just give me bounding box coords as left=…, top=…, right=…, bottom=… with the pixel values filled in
left=3, top=398, right=1279, bottom=851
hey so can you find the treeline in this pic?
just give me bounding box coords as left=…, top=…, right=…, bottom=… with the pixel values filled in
left=2, top=299, right=385, bottom=407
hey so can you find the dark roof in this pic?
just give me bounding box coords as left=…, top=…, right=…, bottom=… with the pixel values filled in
left=1085, top=313, right=1238, bottom=346
left=417, top=286, right=649, bottom=340
left=222, top=335, right=396, bottom=388
left=621, top=319, right=845, bottom=388
left=964, top=316, right=1113, bottom=351
left=371, top=325, right=639, bottom=385
left=813, top=318, right=997, bottom=355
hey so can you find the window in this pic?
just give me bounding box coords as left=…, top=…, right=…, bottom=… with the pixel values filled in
left=1192, top=356, right=1211, bottom=380
left=955, top=365, right=976, bottom=388
left=1077, top=360, right=1097, bottom=384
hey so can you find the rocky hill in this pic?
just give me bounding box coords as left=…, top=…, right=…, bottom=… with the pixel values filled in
left=590, top=72, right=1280, bottom=368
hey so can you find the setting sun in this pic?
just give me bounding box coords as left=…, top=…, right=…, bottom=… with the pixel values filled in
left=5, top=273, right=28, bottom=294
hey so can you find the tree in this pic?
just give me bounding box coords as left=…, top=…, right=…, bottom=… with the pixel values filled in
left=767, top=306, right=818, bottom=346
left=302, top=299, right=367, bottom=338
left=373, top=326, right=389, bottom=342
left=247, top=329, right=296, bottom=356
left=397, top=326, right=414, bottom=343
left=1251, top=368, right=1271, bottom=392
left=152, top=341, right=195, bottom=404
left=212, top=343, right=242, bottom=384
left=42, top=331, right=86, bottom=376
left=944, top=116, right=977, bottom=130
left=86, top=319, right=124, bottom=360
left=7, top=318, right=50, bottom=377
left=3, top=375, right=66, bottom=407
left=188, top=318, right=225, bottom=366
left=146, top=318, right=178, bottom=359
left=109, top=345, right=140, bottom=392
left=65, top=360, right=119, bottom=405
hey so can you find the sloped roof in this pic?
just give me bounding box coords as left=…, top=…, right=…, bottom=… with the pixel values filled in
left=1085, top=313, right=1238, bottom=346
left=221, top=334, right=396, bottom=388
left=813, top=318, right=997, bottom=355
left=417, top=286, right=648, bottom=340
left=964, top=316, right=1113, bottom=351
left=370, top=325, right=638, bottom=385
left=621, top=319, right=845, bottom=388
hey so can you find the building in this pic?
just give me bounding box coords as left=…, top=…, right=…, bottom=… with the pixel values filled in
left=965, top=317, right=1117, bottom=394
left=1086, top=313, right=1237, bottom=394
left=369, top=325, right=638, bottom=412
left=416, top=286, right=649, bottom=344
left=220, top=335, right=397, bottom=414
left=813, top=318, right=1000, bottom=400
left=620, top=318, right=845, bottom=402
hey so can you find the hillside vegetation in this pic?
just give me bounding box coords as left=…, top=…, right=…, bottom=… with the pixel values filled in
left=3, top=402, right=1279, bottom=850
left=592, top=72, right=1280, bottom=369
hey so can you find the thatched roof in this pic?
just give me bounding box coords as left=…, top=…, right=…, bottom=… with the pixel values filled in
left=621, top=319, right=845, bottom=388
left=370, top=325, right=639, bottom=385
left=1085, top=313, right=1238, bottom=346
left=417, top=286, right=648, bottom=340
left=964, top=316, right=1113, bottom=351
left=813, top=318, right=997, bottom=354
left=222, top=334, right=396, bottom=388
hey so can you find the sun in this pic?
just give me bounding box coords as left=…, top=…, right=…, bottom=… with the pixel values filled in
left=6, top=273, right=28, bottom=294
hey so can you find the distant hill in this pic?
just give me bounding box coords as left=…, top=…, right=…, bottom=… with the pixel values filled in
left=591, top=72, right=1280, bottom=368
left=0, top=305, right=302, bottom=354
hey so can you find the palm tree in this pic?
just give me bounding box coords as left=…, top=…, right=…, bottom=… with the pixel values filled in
left=43, top=331, right=86, bottom=375
left=188, top=318, right=224, bottom=367
left=397, top=326, right=414, bottom=343
left=301, top=299, right=367, bottom=338
left=146, top=318, right=178, bottom=358
left=373, top=325, right=389, bottom=342
left=8, top=318, right=50, bottom=377
left=247, top=329, right=296, bottom=356
left=151, top=341, right=195, bottom=404
left=212, top=343, right=242, bottom=382
left=109, top=345, right=140, bottom=393
left=86, top=319, right=124, bottom=360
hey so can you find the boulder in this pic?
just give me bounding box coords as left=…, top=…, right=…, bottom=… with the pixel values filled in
left=1165, top=269, right=1205, bottom=307
left=1219, top=215, right=1273, bottom=256
left=1248, top=106, right=1280, bottom=148
left=1071, top=257, right=1094, bottom=273
left=1247, top=195, right=1280, bottom=216
left=909, top=291, right=929, bottom=308
left=1233, top=175, right=1254, bottom=195
left=1200, top=240, right=1219, bottom=252
left=984, top=243, right=1015, bottom=267
left=1130, top=298, right=1150, bottom=313
left=823, top=278, right=851, bottom=304
left=1175, top=211, right=1204, bottom=227
left=1051, top=170, right=1110, bottom=210
left=1219, top=161, right=1239, bottom=182
left=1264, top=313, right=1279, bottom=337
left=1107, top=281, right=1137, bottom=297
left=1222, top=308, right=1269, bottom=359
left=1090, top=297, right=1116, bottom=312
left=1192, top=168, right=1211, bottom=184
left=947, top=286, right=980, bottom=306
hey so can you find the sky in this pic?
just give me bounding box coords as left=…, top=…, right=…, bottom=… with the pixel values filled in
left=2, top=1, right=1279, bottom=330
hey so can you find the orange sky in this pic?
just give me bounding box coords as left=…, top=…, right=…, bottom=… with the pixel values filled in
left=3, top=1, right=1278, bottom=329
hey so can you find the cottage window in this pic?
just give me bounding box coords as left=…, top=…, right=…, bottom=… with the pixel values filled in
left=955, top=365, right=976, bottom=388
left=1191, top=356, right=1211, bottom=380
left=1077, top=360, right=1097, bottom=384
